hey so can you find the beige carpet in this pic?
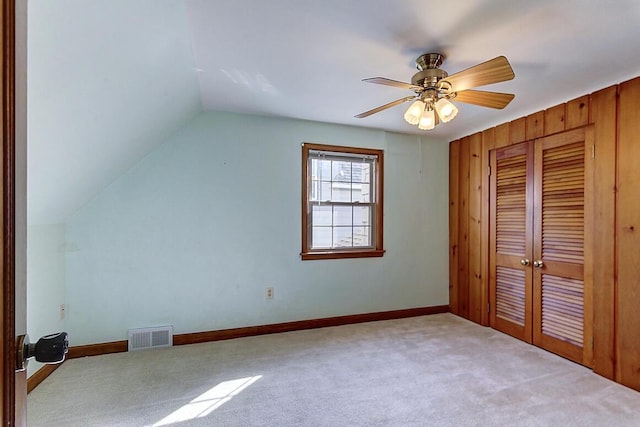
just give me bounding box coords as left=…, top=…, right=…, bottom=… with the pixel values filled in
left=27, top=313, right=640, bottom=426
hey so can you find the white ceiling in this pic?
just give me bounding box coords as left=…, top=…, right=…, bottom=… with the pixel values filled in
left=185, top=0, right=640, bottom=137
left=27, top=0, right=640, bottom=224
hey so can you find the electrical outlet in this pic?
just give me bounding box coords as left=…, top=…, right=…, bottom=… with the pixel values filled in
left=265, top=287, right=274, bottom=300
left=59, top=304, right=66, bottom=320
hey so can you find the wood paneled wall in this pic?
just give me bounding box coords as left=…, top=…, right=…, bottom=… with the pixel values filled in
left=616, top=78, right=640, bottom=391
left=450, top=76, right=640, bottom=391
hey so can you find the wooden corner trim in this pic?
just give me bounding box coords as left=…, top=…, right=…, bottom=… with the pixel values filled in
left=67, top=341, right=128, bottom=359
left=26, top=364, right=59, bottom=394
left=30, top=305, right=450, bottom=391
left=66, top=305, right=450, bottom=358
left=174, top=305, right=450, bottom=345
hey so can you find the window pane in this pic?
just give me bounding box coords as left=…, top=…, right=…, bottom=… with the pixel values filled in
left=333, top=226, right=353, bottom=248
left=332, top=160, right=351, bottom=183
left=350, top=162, right=364, bottom=184
left=334, top=205, right=353, bottom=226
left=311, top=205, right=332, bottom=226
left=318, top=159, right=332, bottom=179
left=352, top=183, right=371, bottom=202
left=354, top=205, right=371, bottom=227
left=312, top=227, right=332, bottom=249
left=317, top=181, right=331, bottom=201
left=332, top=183, right=351, bottom=202
left=311, top=158, right=332, bottom=180
left=309, top=180, right=318, bottom=201
left=353, top=227, right=371, bottom=247
left=360, top=163, right=371, bottom=183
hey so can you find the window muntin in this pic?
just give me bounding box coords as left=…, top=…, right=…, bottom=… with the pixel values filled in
left=301, top=143, right=384, bottom=260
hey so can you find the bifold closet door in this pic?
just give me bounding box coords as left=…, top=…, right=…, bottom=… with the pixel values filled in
left=489, top=128, right=593, bottom=366
left=489, top=142, right=534, bottom=342
left=532, top=128, right=593, bottom=365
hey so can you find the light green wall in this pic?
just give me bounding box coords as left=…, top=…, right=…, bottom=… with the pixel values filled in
left=60, top=111, right=449, bottom=345
left=26, top=224, right=66, bottom=376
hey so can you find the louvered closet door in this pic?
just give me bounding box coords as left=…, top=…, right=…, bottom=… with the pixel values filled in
left=489, top=142, right=534, bottom=342
left=532, top=128, right=593, bottom=365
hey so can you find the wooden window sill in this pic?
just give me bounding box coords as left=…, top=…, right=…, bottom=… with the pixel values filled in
left=300, top=249, right=385, bottom=261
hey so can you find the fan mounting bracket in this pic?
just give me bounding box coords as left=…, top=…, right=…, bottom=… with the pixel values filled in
left=415, top=53, right=445, bottom=70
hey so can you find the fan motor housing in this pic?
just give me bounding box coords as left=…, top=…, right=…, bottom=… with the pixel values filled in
left=411, top=68, right=448, bottom=89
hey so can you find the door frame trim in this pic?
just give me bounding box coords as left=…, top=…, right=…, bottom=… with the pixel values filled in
left=2, top=0, right=17, bottom=424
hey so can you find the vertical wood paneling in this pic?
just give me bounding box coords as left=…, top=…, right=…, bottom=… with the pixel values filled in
left=458, top=137, right=471, bottom=318
left=566, top=95, right=590, bottom=129
left=449, top=140, right=460, bottom=314
left=545, top=104, right=566, bottom=135
left=468, top=133, right=483, bottom=323
left=495, top=123, right=510, bottom=148
left=510, top=117, right=526, bottom=145
left=483, top=128, right=497, bottom=152
left=526, top=111, right=544, bottom=140
left=447, top=74, right=638, bottom=391
left=589, top=86, right=617, bottom=379
left=480, top=128, right=495, bottom=326
left=616, top=77, right=640, bottom=391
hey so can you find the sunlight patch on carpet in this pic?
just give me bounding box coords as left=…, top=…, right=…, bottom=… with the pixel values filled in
left=153, top=375, right=262, bottom=426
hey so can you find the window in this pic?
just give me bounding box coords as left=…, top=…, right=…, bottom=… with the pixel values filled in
left=301, top=143, right=384, bottom=260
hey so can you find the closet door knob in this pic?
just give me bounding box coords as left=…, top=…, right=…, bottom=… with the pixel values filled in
left=520, top=259, right=530, bottom=266
left=533, top=260, right=544, bottom=268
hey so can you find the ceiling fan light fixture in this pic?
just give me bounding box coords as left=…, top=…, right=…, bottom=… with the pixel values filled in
left=435, top=97, right=458, bottom=123
left=417, top=108, right=436, bottom=130
left=403, top=100, right=425, bottom=125
left=356, top=54, right=515, bottom=131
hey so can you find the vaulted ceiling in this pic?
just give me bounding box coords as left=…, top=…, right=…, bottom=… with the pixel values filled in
left=28, top=0, right=640, bottom=224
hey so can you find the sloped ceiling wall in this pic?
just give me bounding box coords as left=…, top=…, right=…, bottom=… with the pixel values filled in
left=28, top=0, right=202, bottom=224
left=29, top=0, right=640, bottom=225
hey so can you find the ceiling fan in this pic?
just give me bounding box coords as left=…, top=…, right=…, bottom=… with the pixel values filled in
left=355, top=53, right=515, bottom=130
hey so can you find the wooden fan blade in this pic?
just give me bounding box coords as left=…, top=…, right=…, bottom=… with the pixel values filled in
left=442, top=56, right=515, bottom=92
left=363, top=77, right=422, bottom=91
left=453, top=90, right=515, bottom=109
left=355, top=96, right=416, bottom=118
